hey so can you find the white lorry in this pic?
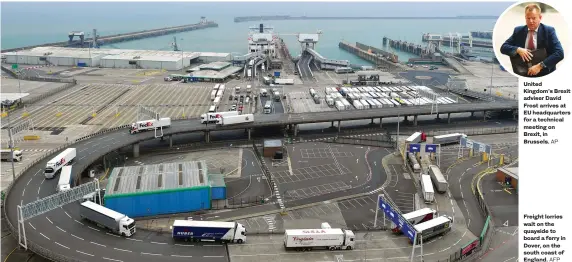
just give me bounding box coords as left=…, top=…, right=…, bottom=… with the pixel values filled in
left=57, top=166, right=73, bottom=192
left=80, top=201, right=136, bottom=237
left=412, top=215, right=453, bottom=244
left=1, top=149, right=22, bottom=162
left=421, top=174, right=435, bottom=203
left=217, top=114, right=254, bottom=126
left=129, top=118, right=171, bottom=134
left=45, top=148, right=76, bottom=179
left=274, top=78, right=294, bottom=85
left=284, top=228, right=355, bottom=251
left=171, top=220, right=247, bottom=243
left=200, top=111, right=239, bottom=124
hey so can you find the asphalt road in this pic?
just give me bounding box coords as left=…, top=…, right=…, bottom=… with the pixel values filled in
left=297, top=52, right=314, bottom=82
left=225, top=148, right=271, bottom=200
left=4, top=109, right=516, bottom=262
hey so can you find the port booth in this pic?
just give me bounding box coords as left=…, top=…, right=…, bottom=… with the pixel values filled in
left=495, top=167, right=518, bottom=193
left=263, top=139, right=283, bottom=158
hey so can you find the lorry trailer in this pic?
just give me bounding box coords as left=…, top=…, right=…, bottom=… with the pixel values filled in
left=129, top=118, right=171, bottom=134
left=80, top=201, right=135, bottom=237
left=412, top=215, right=453, bottom=244
left=392, top=208, right=437, bottom=233
left=217, top=114, right=254, bottom=126
left=405, top=132, right=426, bottom=144
left=421, top=174, right=435, bottom=203
left=172, top=220, right=246, bottom=243
left=284, top=228, right=355, bottom=251
left=201, top=111, right=239, bottom=124
left=45, top=148, right=76, bottom=179
left=428, top=165, right=449, bottom=193
left=1, top=149, right=22, bottom=162
left=433, top=133, right=467, bottom=145
left=57, top=166, right=73, bottom=192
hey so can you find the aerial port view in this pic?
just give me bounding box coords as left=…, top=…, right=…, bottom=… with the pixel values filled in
left=1, top=2, right=519, bottom=262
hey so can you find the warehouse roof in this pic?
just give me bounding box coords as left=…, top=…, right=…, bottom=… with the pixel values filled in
left=101, top=54, right=183, bottom=62
left=105, top=160, right=209, bottom=197
left=264, top=139, right=283, bottom=148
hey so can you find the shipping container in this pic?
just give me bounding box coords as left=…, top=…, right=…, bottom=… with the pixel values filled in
left=211, top=90, right=218, bottom=100
left=353, top=100, right=363, bottom=110
left=341, top=99, right=351, bottom=110
left=335, top=101, right=345, bottom=111
left=372, top=99, right=383, bottom=108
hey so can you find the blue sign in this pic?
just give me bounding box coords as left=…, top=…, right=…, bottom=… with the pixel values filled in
left=425, top=144, right=437, bottom=153
left=378, top=196, right=417, bottom=243
left=408, top=144, right=421, bottom=153
left=274, top=71, right=280, bottom=77
left=460, top=136, right=466, bottom=147
left=485, top=145, right=492, bottom=154
left=473, top=141, right=481, bottom=152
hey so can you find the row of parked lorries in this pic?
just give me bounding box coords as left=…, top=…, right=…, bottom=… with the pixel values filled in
left=404, top=132, right=467, bottom=203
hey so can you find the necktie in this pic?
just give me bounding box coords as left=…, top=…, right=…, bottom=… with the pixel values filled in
left=528, top=30, right=535, bottom=50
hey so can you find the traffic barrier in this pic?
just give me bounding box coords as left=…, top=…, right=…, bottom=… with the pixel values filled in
left=23, top=135, right=40, bottom=141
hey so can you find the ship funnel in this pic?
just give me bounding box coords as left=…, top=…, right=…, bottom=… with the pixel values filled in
left=260, top=24, right=263, bottom=33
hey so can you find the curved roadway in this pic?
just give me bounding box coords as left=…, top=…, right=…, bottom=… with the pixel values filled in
left=5, top=104, right=517, bottom=262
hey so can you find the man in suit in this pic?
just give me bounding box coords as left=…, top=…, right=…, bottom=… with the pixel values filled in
left=500, top=3, right=564, bottom=77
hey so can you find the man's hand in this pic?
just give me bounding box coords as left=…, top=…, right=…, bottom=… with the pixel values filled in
left=516, top=47, right=534, bottom=62
left=528, top=64, right=543, bottom=76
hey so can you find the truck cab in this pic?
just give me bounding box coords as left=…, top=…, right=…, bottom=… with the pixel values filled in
left=344, top=230, right=356, bottom=249
left=119, top=217, right=136, bottom=237
left=234, top=222, right=247, bottom=243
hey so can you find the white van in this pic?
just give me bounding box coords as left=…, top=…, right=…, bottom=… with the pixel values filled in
left=208, top=105, right=216, bottom=113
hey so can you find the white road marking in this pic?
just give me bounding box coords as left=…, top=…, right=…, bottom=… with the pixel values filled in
left=56, top=226, right=66, bottom=232
left=106, top=232, right=120, bottom=237
left=126, top=238, right=142, bottom=242
left=37, top=187, right=40, bottom=195
left=102, top=257, right=123, bottom=262
left=28, top=222, right=36, bottom=230
left=22, top=188, right=26, bottom=196
left=63, top=211, right=72, bottom=218
left=40, top=232, right=50, bottom=240
left=151, top=241, right=167, bottom=245
left=141, top=252, right=162, bottom=256
left=114, top=248, right=132, bottom=252
left=75, top=219, right=84, bottom=225
left=55, top=242, right=70, bottom=249
left=88, top=226, right=100, bottom=232
left=172, top=255, right=194, bottom=258
left=76, top=250, right=94, bottom=256
left=90, top=241, right=106, bottom=247
left=204, top=256, right=224, bottom=258
left=46, top=217, right=53, bottom=224
left=27, top=178, right=32, bottom=186
left=71, top=234, right=84, bottom=241
left=175, top=244, right=194, bottom=247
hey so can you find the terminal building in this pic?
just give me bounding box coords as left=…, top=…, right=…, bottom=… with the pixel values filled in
left=2, top=46, right=230, bottom=71
left=495, top=167, right=518, bottom=193
left=104, top=160, right=227, bottom=217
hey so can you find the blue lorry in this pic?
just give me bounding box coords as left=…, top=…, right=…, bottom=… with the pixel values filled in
left=172, top=220, right=247, bottom=243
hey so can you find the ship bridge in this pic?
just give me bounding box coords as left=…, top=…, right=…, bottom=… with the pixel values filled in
left=305, top=48, right=350, bottom=69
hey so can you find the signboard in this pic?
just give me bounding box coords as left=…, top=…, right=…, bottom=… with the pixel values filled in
left=473, top=142, right=481, bottom=152
left=461, top=239, right=480, bottom=257
left=425, top=144, right=437, bottom=153
left=408, top=144, right=421, bottom=153
left=12, top=64, right=18, bottom=69
left=466, top=140, right=473, bottom=149
left=478, top=144, right=486, bottom=153
left=378, top=196, right=416, bottom=243
left=274, top=71, right=280, bottom=77
left=460, top=136, right=467, bottom=147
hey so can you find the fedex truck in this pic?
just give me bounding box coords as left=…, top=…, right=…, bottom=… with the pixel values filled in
left=217, top=114, right=254, bottom=126
left=172, top=220, right=246, bottom=243
left=129, top=118, right=171, bottom=134
left=392, top=208, right=437, bottom=233
left=200, top=111, right=239, bottom=124
left=45, top=148, right=76, bottom=179
left=284, top=228, right=355, bottom=251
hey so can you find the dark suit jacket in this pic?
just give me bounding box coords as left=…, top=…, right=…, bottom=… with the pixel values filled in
left=500, top=23, right=564, bottom=77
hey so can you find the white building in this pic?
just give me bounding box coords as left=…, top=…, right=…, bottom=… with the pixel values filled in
left=100, top=55, right=183, bottom=70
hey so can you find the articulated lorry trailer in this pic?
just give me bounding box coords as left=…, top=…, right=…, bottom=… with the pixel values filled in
left=44, top=148, right=76, bottom=179
left=200, top=111, right=239, bottom=124
left=284, top=228, right=355, bottom=251
left=412, top=215, right=453, bottom=244
left=80, top=201, right=136, bottom=237
left=171, top=220, right=247, bottom=243
left=216, top=114, right=254, bottom=126
left=392, top=208, right=437, bottom=233
left=129, top=117, right=171, bottom=134
left=1, top=149, right=22, bottom=162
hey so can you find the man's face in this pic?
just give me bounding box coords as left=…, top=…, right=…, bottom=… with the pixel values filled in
left=525, top=9, right=542, bottom=31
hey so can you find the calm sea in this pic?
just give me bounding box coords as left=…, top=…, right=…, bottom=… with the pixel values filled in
left=1, top=2, right=502, bottom=65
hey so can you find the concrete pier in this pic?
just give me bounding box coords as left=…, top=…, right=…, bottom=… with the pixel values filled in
left=2, top=21, right=219, bottom=52
left=133, top=143, right=140, bottom=158
left=338, top=41, right=406, bottom=70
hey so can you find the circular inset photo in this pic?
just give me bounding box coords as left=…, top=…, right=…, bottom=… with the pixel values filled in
left=493, top=2, right=569, bottom=78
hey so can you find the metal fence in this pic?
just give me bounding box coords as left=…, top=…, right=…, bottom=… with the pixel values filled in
left=211, top=195, right=268, bottom=209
